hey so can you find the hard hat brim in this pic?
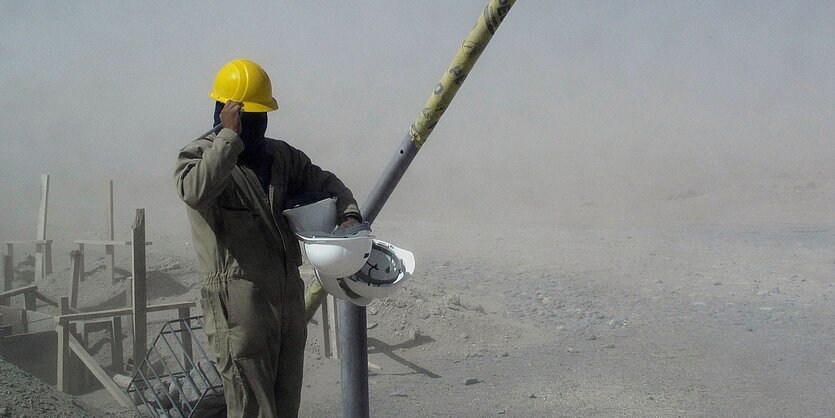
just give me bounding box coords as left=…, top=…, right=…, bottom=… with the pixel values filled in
left=208, top=91, right=279, bottom=113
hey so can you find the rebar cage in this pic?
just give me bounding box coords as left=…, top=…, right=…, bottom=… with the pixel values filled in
left=126, top=316, right=225, bottom=418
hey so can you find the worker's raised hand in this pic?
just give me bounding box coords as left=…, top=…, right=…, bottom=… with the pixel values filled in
left=220, top=100, right=243, bottom=133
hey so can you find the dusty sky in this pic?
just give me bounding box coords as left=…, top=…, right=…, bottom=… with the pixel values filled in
left=1, top=1, right=833, bottom=241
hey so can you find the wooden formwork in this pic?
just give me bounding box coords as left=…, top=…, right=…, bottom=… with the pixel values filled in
left=1, top=208, right=197, bottom=408
left=4, top=174, right=53, bottom=281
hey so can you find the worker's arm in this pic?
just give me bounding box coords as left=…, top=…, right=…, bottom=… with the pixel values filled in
left=289, top=146, right=362, bottom=225
left=174, top=102, right=244, bottom=209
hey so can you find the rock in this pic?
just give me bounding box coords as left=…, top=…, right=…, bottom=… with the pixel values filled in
left=464, top=378, right=481, bottom=385
left=497, top=351, right=510, bottom=358
left=461, top=333, right=469, bottom=340
left=389, top=388, right=408, bottom=397
left=528, top=393, right=537, bottom=399
left=567, top=347, right=578, bottom=353
left=419, top=312, right=431, bottom=320
left=366, top=322, right=378, bottom=330
left=587, top=334, right=598, bottom=341
left=603, top=343, right=616, bottom=349
left=495, top=409, right=506, bottom=415
left=408, top=327, right=421, bottom=341
left=608, top=318, right=629, bottom=329
left=443, top=294, right=461, bottom=307
left=713, top=281, right=722, bottom=286
left=368, top=306, right=379, bottom=315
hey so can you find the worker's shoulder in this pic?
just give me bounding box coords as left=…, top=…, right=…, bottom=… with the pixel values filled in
left=178, top=136, right=216, bottom=154
left=265, top=137, right=304, bottom=156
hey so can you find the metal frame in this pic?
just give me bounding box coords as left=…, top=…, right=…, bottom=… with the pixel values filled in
left=127, top=316, right=224, bottom=418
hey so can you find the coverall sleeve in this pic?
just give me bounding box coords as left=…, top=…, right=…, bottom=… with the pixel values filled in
left=174, top=129, right=244, bottom=209
left=289, top=146, right=362, bottom=222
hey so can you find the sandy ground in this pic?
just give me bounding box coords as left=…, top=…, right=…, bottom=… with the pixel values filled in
left=1, top=180, right=833, bottom=417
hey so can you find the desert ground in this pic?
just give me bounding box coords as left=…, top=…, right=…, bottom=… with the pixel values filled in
left=0, top=170, right=832, bottom=418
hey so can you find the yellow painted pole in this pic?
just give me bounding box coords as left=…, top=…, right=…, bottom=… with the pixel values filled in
left=409, top=0, right=516, bottom=148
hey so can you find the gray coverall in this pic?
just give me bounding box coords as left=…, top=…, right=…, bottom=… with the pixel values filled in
left=175, top=128, right=360, bottom=417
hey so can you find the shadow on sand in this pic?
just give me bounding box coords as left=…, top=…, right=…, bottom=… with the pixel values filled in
left=368, top=334, right=441, bottom=378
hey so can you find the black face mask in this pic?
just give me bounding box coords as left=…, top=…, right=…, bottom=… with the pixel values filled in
left=213, top=101, right=268, bottom=144
left=212, top=102, right=273, bottom=193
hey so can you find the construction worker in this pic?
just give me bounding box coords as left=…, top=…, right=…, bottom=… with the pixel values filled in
left=174, top=59, right=362, bottom=417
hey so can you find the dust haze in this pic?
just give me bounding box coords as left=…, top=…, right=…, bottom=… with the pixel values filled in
left=2, top=1, right=835, bottom=416
left=1, top=1, right=831, bottom=240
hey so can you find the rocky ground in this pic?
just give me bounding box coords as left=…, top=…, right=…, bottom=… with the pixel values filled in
left=1, top=184, right=834, bottom=417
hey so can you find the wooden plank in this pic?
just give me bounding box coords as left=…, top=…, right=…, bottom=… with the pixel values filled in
left=0, top=284, right=37, bottom=299
left=74, top=240, right=132, bottom=246
left=74, top=240, right=154, bottom=246
left=68, top=334, right=134, bottom=407
left=5, top=240, right=51, bottom=245
left=56, top=297, right=71, bottom=393
left=131, top=209, right=147, bottom=370
left=146, top=301, right=197, bottom=313
left=178, top=307, right=193, bottom=371
left=55, top=301, right=196, bottom=323
left=57, top=307, right=133, bottom=323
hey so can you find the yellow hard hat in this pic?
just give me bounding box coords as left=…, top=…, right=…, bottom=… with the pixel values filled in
left=209, top=59, right=279, bottom=112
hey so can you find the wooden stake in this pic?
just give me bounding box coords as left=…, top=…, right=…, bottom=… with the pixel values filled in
left=69, top=250, right=82, bottom=308
left=106, top=180, right=115, bottom=283
left=2, top=255, right=12, bottom=302
left=326, top=294, right=340, bottom=359
left=112, top=316, right=123, bottom=374
left=131, top=209, right=147, bottom=370
left=108, top=180, right=115, bottom=240
left=178, top=307, right=193, bottom=371
left=320, top=296, right=333, bottom=359
left=105, top=244, right=115, bottom=284
left=44, top=241, right=52, bottom=276
left=35, top=174, right=50, bottom=279
left=57, top=296, right=71, bottom=393
left=24, top=290, right=35, bottom=311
